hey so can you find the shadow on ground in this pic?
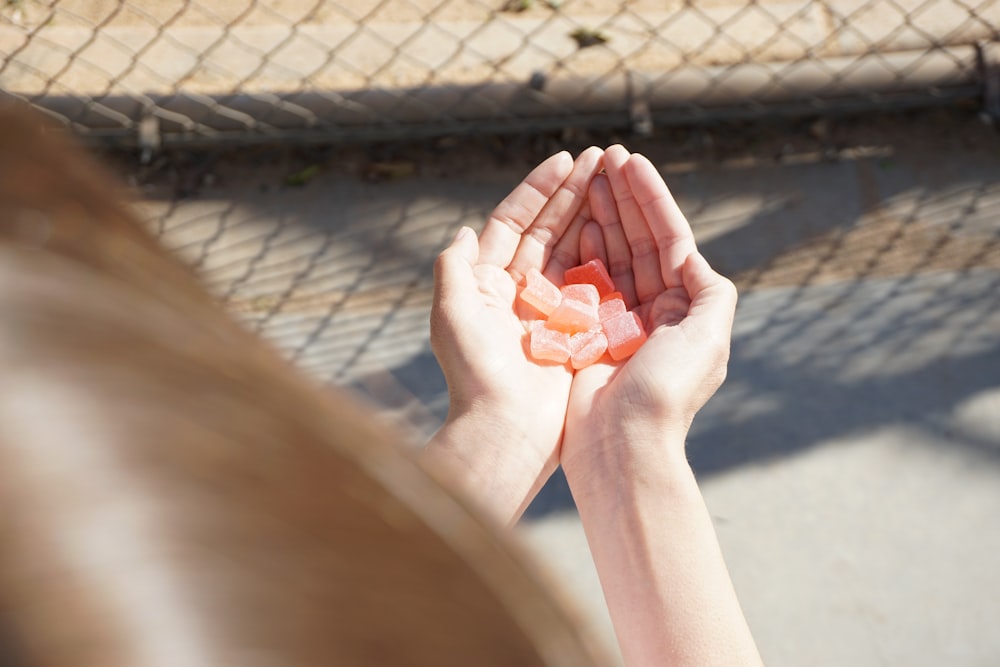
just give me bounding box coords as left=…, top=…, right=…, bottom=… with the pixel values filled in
left=130, top=110, right=1000, bottom=519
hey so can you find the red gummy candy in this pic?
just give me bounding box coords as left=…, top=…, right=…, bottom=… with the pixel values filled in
left=600, top=290, right=624, bottom=304
left=565, top=259, right=616, bottom=297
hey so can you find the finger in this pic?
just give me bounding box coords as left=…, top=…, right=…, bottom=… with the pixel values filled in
left=604, top=146, right=665, bottom=305
left=588, top=170, right=637, bottom=307
left=579, top=221, right=607, bottom=266
left=432, top=226, right=480, bottom=318
left=680, top=252, right=738, bottom=343
left=624, top=154, right=697, bottom=290
left=506, top=146, right=604, bottom=283
left=477, top=151, right=573, bottom=268
left=542, top=198, right=590, bottom=285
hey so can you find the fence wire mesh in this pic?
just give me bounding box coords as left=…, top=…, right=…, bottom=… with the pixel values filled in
left=2, top=0, right=998, bottom=147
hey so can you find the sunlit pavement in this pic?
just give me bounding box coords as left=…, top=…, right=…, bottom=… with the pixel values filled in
left=137, top=109, right=1000, bottom=666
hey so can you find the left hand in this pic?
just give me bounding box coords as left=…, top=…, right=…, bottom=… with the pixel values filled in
left=423, top=147, right=604, bottom=524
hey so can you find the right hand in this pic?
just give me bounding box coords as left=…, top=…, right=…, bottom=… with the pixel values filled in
left=555, top=148, right=762, bottom=667
left=561, top=146, right=738, bottom=490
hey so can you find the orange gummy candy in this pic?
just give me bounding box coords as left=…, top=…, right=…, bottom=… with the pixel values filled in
left=547, top=298, right=599, bottom=334
left=565, top=258, right=616, bottom=297
left=523, top=260, right=648, bottom=368
left=603, top=311, right=647, bottom=361
left=519, top=268, right=562, bottom=316
left=529, top=320, right=570, bottom=363
left=569, top=328, right=608, bottom=370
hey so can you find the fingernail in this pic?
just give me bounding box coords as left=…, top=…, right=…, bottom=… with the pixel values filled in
left=453, top=226, right=472, bottom=243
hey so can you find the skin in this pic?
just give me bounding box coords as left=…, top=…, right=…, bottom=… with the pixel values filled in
left=423, top=147, right=602, bottom=524
left=563, top=146, right=763, bottom=667
left=424, top=145, right=764, bottom=666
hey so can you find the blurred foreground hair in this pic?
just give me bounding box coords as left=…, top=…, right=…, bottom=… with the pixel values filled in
left=0, top=104, right=605, bottom=667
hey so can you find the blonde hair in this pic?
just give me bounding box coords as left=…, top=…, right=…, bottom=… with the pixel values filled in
left=0, top=106, right=606, bottom=667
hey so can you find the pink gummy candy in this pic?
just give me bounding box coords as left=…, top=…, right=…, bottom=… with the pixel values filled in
left=519, top=268, right=562, bottom=316
left=603, top=311, right=647, bottom=361
left=565, top=258, right=616, bottom=297
left=529, top=320, right=571, bottom=363
left=569, top=328, right=608, bottom=369
left=598, top=297, right=627, bottom=322
left=560, top=283, right=600, bottom=308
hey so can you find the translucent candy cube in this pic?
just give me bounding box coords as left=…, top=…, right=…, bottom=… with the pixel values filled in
left=603, top=311, right=647, bottom=361
left=547, top=298, right=599, bottom=334
left=569, top=328, right=608, bottom=369
left=565, top=258, right=616, bottom=297
left=519, top=268, right=561, bottom=316
left=598, top=297, right=627, bottom=322
left=529, top=320, right=571, bottom=363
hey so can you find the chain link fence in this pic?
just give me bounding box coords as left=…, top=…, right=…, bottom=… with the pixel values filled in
left=2, top=0, right=998, bottom=147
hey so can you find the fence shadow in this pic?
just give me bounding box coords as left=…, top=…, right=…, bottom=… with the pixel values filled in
left=132, top=111, right=1000, bottom=518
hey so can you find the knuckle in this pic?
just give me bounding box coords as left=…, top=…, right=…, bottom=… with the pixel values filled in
left=697, top=325, right=731, bottom=366
left=711, top=334, right=732, bottom=362
left=432, top=250, right=450, bottom=281
left=526, top=223, right=558, bottom=248
left=628, top=237, right=656, bottom=258
left=720, top=275, right=738, bottom=303
left=560, top=178, right=587, bottom=199
left=548, top=246, right=575, bottom=273
left=433, top=249, right=448, bottom=270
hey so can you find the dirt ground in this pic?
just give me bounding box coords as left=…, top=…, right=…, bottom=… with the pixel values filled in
left=4, top=0, right=994, bottom=107
left=7, top=0, right=742, bottom=29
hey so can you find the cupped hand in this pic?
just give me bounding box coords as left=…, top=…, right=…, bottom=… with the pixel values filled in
left=426, top=147, right=603, bottom=523
left=561, top=145, right=738, bottom=483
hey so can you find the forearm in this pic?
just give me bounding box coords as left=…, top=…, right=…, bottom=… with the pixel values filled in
left=565, top=433, right=763, bottom=667
left=422, top=407, right=555, bottom=527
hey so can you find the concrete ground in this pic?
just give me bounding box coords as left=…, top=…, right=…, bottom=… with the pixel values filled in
left=123, top=107, right=999, bottom=666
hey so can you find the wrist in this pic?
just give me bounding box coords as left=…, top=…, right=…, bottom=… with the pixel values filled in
left=422, top=404, right=556, bottom=525
left=562, top=417, right=692, bottom=506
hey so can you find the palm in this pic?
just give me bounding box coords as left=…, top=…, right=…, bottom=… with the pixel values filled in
left=462, top=264, right=573, bottom=458
left=565, top=288, right=691, bottom=453
left=562, top=147, right=731, bottom=468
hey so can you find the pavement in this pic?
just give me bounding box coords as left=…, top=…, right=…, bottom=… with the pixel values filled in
left=128, top=107, right=1000, bottom=666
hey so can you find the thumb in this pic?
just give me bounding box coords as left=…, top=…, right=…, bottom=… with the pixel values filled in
left=681, top=251, right=738, bottom=342
left=433, top=226, right=480, bottom=315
